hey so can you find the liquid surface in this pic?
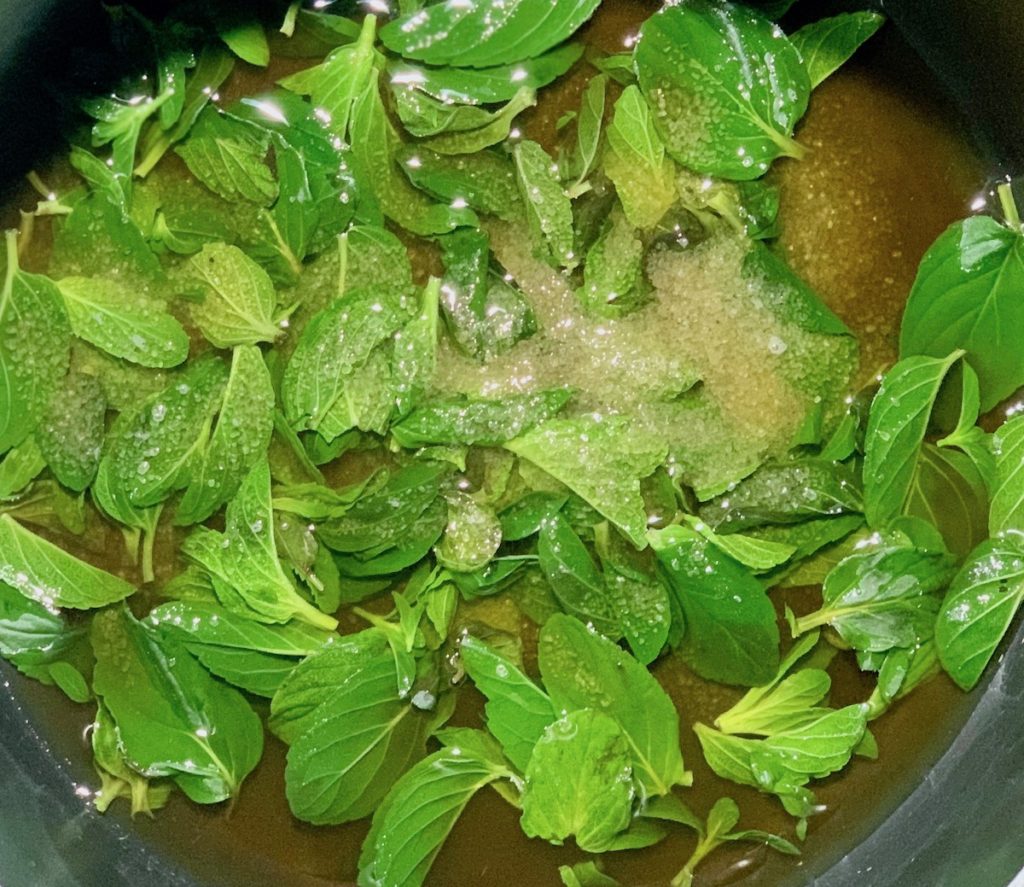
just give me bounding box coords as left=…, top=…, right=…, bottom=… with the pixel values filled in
left=1, top=2, right=986, bottom=886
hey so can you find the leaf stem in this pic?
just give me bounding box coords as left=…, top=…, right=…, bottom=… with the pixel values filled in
left=998, top=182, right=1022, bottom=232
left=141, top=526, right=157, bottom=585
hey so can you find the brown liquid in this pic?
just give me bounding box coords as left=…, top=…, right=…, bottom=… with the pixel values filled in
left=2, top=3, right=986, bottom=886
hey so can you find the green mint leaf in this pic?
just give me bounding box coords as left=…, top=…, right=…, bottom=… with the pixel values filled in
left=506, top=416, right=666, bottom=547
left=35, top=371, right=105, bottom=491
left=281, top=290, right=407, bottom=436
left=91, top=606, right=263, bottom=804
left=649, top=527, right=780, bottom=686
left=269, top=629, right=390, bottom=742
left=520, top=709, right=634, bottom=852
left=284, top=651, right=442, bottom=824
left=186, top=242, right=286, bottom=347
left=900, top=211, right=1024, bottom=411
left=514, top=139, right=577, bottom=269
left=863, top=351, right=963, bottom=528
left=989, top=415, right=1024, bottom=534
left=905, top=443, right=989, bottom=558
left=102, top=355, right=229, bottom=508
left=351, top=68, right=478, bottom=236
left=380, top=0, right=600, bottom=67
left=0, top=231, right=71, bottom=454
left=400, top=147, right=523, bottom=221
left=636, top=0, right=809, bottom=180
left=357, top=731, right=510, bottom=887
left=57, top=276, right=189, bottom=368
left=498, top=491, right=567, bottom=541
left=279, top=15, right=377, bottom=139
left=438, top=227, right=537, bottom=361
left=936, top=532, right=1024, bottom=690
left=682, top=515, right=797, bottom=572
left=0, top=439, right=46, bottom=499
left=91, top=702, right=174, bottom=817
left=559, top=860, right=622, bottom=887
left=175, top=346, right=275, bottom=525
left=564, top=72, right=607, bottom=189
left=577, top=208, right=648, bottom=317
left=459, top=635, right=557, bottom=772
left=422, top=88, right=536, bottom=156
left=791, top=12, right=885, bottom=89
left=0, top=514, right=134, bottom=609
left=538, top=511, right=618, bottom=634
left=434, top=491, right=502, bottom=572
left=538, top=613, right=689, bottom=796
left=175, top=111, right=278, bottom=205
left=604, top=83, right=677, bottom=228
left=182, top=460, right=338, bottom=630
left=217, top=20, right=270, bottom=67
left=699, top=458, right=862, bottom=532
left=392, top=388, right=572, bottom=448
left=394, top=278, right=441, bottom=417
left=388, top=44, right=582, bottom=105
left=149, top=598, right=334, bottom=697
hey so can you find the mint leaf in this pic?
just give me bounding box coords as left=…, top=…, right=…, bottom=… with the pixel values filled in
left=506, top=416, right=666, bottom=547
left=57, top=276, right=189, bottom=368
left=36, top=371, right=105, bottom=492
left=0, top=231, right=71, bottom=454
left=604, top=84, right=676, bottom=229
left=380, top=0, right=600, bottom=67
left=284, top=651, right=441, bottom=824
left=460, top=635, right=556, bottom=771
left=182, top=460, right=338, bottom=630
left=649, top=527, right=780, bottom=686
left=635, top=0, right=809, bottom=180
left=514, top=140, right=577, bottom=269
left=357, top=730, right=511, bottom=887
left=539, top=613, right=689, bottom=796
left=863, top=351, right=963, bottom=528
left=791, top=12, right=885, bottom=89
left=186, top=243, right=286, bottom=347
left=388, top=44, right=582, bottom=105
left=936, top=532, right=1024, bottom=690
left=91, top=606, right=263, bottom=804
left=900, top=201, right=1024, bottom=411
left=0, top=514, right=134, bottom=609
left=175, top=345, right=275, bottom=525
left=520, top=709, right=634, bottom=852
left=149, top=598, right=334, bottom=697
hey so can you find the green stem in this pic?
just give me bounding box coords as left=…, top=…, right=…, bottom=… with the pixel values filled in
left=671, top=836, right=715, bottom=887
left=293, top=593, right=339, bottom=631
left=141, top=526, right=157, bottom=584
left=4, top=229, right=19, bottom=284
left=337, top=232, right=349, bottom=296
left=998, top=181, right=1021, bottom=231
left=280, top=0, right=300, bottom=35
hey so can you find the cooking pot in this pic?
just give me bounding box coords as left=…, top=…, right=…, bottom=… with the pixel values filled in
left=0, top=1, right=1021, bottom=885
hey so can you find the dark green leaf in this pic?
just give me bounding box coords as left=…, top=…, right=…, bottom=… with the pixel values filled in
left=699, top=458, right=862, bottom=532
left=35, top=371, right=105, bottom=491
left=514, top=139, right=577, bottom=269
left=400, top=147, right=523, bottom=221
left=183, top=460, right=337, bottom=630
left=506, top=416, right=666, bottom=547
left=392, top=388, right=572, bottom=448
left=387, top=43, right=583, bottom=105
left=0, top=514, right=134, bottom=609
left=284, top=651, right=440, bottom=824
left=357, top=730, right=510, bottom=887
left=990, top=416, right=1024, bottom=534
left=176, top=345, right=275, bottom=525
left=795, top=544, right=955, bottom=653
